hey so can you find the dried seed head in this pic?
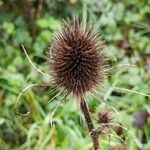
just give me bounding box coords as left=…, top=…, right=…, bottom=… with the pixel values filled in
left=97, top=110, right=112, bottom=134
left=98, top=110, right=112, bottom=124
left=48, top=18, right=107, bottom=98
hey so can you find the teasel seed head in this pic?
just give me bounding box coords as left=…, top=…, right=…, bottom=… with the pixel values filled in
left=48, top=17, right=107, bottom=99
left=98, top=110, right=112, bottom=125
left=97, top=110, right=112, bottom=135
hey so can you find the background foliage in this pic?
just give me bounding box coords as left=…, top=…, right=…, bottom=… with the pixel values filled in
left=0, top=0, right=150, bottom=150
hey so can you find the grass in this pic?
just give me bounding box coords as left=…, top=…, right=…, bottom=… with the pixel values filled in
left=0, top=0, right=150, bottom=150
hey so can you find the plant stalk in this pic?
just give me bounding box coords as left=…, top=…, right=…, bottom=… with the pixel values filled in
left=80, top=98, right=99, bottom=150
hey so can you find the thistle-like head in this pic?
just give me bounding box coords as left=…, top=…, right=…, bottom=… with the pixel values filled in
left=48, top=18, right=107, bottom=99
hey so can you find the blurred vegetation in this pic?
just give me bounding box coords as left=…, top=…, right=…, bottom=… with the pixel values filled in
left=0, top=0, right=150, bottom=150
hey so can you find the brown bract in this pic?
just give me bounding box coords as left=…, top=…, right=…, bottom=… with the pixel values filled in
left=48, top=18, right=107, bottom=98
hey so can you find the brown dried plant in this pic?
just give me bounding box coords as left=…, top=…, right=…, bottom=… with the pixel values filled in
left=47, top=17, right=107, bottom=150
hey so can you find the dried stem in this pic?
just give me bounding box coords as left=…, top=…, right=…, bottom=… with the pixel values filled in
left=80, top=98, right=99, bottom=150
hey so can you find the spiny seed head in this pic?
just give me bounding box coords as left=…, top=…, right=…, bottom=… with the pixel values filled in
left=97, top=110, right=112, bottom=135
left=98, top=110, right=112, bottom=125
left=48, top=18, right=107, bottom=98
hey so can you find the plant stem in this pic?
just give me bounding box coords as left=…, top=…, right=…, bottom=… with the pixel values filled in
left=80, top=98, right=99, bottom=150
